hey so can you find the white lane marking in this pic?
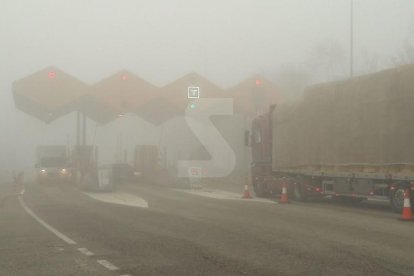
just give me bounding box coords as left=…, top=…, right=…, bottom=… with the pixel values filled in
left=18, top=196, right=77, bottom=245
left=19, top=196, right=128, bottom=274
left=97, top=259, right=119, bottom=271
left=175, top=189, right=276, bottom=204
left=83, top=192, right=149, bottom=208
left=175, top=189, right=229, bottom=199
left=78, top=247, right=95, bottom=256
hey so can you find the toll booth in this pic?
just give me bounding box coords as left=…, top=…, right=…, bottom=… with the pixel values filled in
left=71, top=145, right=97, bottom=183
left=133, top=145, right=160, bottom=179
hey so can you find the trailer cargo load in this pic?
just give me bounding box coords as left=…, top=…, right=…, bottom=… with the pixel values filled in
left=251, top=64, right=414, bottom=212
left=272, top=64, right=414, bottom=176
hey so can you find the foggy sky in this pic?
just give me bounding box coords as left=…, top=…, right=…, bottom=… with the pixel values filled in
left=1, top=0, right=414, bottom=169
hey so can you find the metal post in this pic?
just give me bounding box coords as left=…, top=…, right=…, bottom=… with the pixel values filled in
left=350, top=0, right=354, bottom=77
left=95, top=146, right=98, bottom=169
left=82, top=113, right=86, bottom=146
left=66, top=134, right=70, bottom=161
left=244, top=115, right=250, bottom=188
left=76, top=112, right=80, bottom=146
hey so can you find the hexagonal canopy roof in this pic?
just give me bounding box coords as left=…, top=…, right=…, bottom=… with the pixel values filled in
left=12, top=68, right=280, bottom=126
left=90, top=70, right=160, bottom=116
left=228, top=75, right=279, bottom=117
left=78, top=93, right=119, bottom=125
left=161, top=72, right=225, bottom=113
left=134, top=95, right=180, bottom=125
left=12, top=66, right=89, bottom=123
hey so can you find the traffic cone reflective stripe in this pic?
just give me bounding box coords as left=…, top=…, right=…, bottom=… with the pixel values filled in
left=399, top=188, right=413, bottom=221
left=242, top=184, right=252, bottom=199
left=279, top=182, right=289, bottom=203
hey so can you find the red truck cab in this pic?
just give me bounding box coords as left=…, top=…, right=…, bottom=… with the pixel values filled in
left=250, top=107, right=322, bottom=200
left=250, top=108, right=285, bottom=197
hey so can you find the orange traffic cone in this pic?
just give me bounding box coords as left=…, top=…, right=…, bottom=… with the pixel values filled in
left=399, top=188, right=413, bottom=221
left=242, top=184, right=252, bottom=199
left=279, top=181, right=289, bottom=204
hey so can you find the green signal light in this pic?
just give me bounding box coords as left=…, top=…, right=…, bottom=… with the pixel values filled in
left=190, top=103, right=196, bottom=109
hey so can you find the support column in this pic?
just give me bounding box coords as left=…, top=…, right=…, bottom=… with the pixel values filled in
left=82, top=113, right=87, bottom=146
left=76, top=112, right=80, bottom=146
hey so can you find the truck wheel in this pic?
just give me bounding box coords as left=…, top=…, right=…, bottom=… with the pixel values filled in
left=293, top=183, right=307, bottom=201
left=390, top=187, right=405, bottom=213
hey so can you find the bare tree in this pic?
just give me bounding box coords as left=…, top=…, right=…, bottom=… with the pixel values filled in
left=272, top=64, right=312, bottom=101
left=306, top=39, right=347, bottom=82
left=391, top=20, right=414, bottom=66
left=359, top=50, right=380, bottom=74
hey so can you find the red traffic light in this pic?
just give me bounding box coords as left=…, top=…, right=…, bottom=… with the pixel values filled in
left=47, top=71, right=56, bottom=79
left=255, top=79, right=262, bottom=87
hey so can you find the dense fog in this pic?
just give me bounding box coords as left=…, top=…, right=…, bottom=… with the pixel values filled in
left=1, top=0, right=414, bottom=176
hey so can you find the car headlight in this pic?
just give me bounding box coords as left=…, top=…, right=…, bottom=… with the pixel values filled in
left=41, top=169, right=46, bottom=174
left=61, top=168, right=67, bottom=174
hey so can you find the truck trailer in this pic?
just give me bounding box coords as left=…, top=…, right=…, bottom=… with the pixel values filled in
left=251, top=64, right=414, bottom=212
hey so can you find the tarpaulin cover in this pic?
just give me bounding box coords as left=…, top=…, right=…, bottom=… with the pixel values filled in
left=272, top=64, right=414, bottom=172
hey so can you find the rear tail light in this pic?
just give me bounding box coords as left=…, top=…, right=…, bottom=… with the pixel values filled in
left=315, top=187, right=321, bottom=193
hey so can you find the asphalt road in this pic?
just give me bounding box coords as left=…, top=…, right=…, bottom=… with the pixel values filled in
left=1, top=180, right=414, bottom=276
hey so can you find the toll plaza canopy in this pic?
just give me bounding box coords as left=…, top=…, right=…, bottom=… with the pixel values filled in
left=228, top=75, right=279, bottom=118
left=135, top=72, right=229, bottom=125
left=162, top=72, right=225, bottom=111
left=91, top=70, right=159, bottom=115
left=12, top=66, right=89, bottom=123
left=134, top=96, right=182, bottom=126
left=12, top=66, right=280, bottom=125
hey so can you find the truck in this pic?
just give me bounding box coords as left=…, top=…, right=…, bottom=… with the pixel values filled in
left=35, top=145, right=71, bottom=184
left=251, top=64, right=414, bottom=213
